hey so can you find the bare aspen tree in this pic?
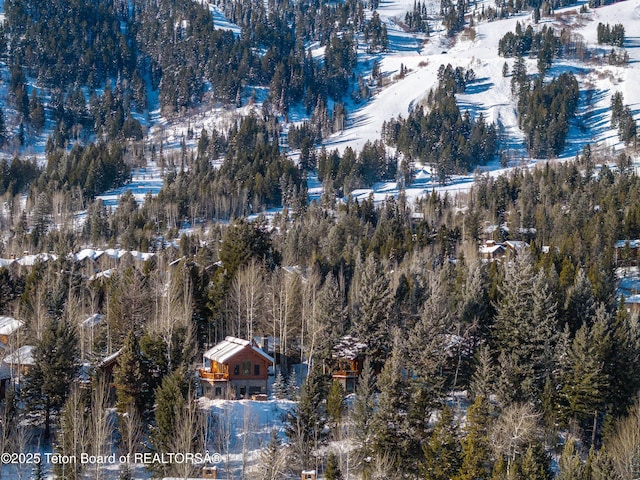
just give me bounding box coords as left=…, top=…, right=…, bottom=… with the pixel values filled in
left=88, top=375, right=113, bottom=480
left=22, top=287, right=48, bottom=341
left=170, top=397, right=205, bottom=479
left=215, top=403, right=234, bottom=480
left=118, top=403, right=142, bottom=476
left=490, top=402, right=541, bottom=477
left=368, top=452, right=398, bottom=480
left=228, top=259, right=264, bottom=339
left=160, top=264, right=194, bottom=370
left=11, top=420, right=32, bottom=480
left=267, top=269, right=301, bottom=371
left=240, top=405, right=257, bottom=480
left=608, top=398, right=640, bottom=480
left=0, top=389, right=16, bottom=478
left=299, top=270, right=320, bottom=366
left=59, top=385, right=88, bottom=480
left=257, top=429, right=289, bottom=480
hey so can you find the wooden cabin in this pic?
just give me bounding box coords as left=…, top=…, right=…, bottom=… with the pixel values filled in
left=3, top=345, right=35, bottom=377
left=200, top=336, right=273, bottom=399
left=331, top=336, right=366, bottom=393
left=0, top=316, right=24, bottom=347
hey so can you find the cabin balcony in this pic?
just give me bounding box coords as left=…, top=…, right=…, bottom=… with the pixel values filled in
left=199, top=369, right=229, bottom=382
left=332, top=369, right=359, bottom=378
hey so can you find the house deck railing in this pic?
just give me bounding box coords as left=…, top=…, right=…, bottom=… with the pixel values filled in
left=332, top=369, right=358, bottom=378
left=199, top=369, right=229, bottom=381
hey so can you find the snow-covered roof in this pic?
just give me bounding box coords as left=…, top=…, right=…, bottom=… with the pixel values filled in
left=616, top=239, right=640, bottom=249
left=0, top=259, right=14, bottom=267
left=104, top=248, right=129, bottom=260
left=332, top=335, right=367, bottom=360
left=72, top=249, right=105, bottom=262
left=3, top=345, right=35, bottom=366
left=129, top=250, right=155, bottom=262
left=479, top=244, right=505, bottom=255
left=0, top=316, right=23, bottom=336
left=81, top=313, right=104, bottom=328
left=505, top=240, right=529, bottom=251
left=99, top=348, right=123, bottom=368
left=89, top=269, right=114, bottom=281
left=624, top=294, right=640, bottom=304
left=204, top=336, right=273, bottom=364
left=17, top=253, right=57, bottom=266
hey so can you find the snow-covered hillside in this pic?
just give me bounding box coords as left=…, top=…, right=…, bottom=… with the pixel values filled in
left=327, top=0, right=640, bottom=158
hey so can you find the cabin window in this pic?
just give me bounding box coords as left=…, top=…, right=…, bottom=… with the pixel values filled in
left=254, top=364, right=260, bottom=376
left=233, top=364, right=240, bottom=375
left=242, top=360, right=251, bottom=375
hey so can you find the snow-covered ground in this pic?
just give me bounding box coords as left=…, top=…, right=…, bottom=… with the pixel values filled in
left=97, top=162, right=165, bottom=207
left=317, top=0, right=640, bottom=201
left=4, top=0, right=640, bottom=210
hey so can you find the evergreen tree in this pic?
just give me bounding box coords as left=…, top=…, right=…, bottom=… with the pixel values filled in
left=26, top=317, right=80, bottom=439
left=114, top=330, right=145, bottom=415
left=325, top=452, right=343, bottom=480
left=351, top=254, right=394, bottom=369
left=519, top=443, right=552, bottom=480
left=315, top=273, right=347, bottom=368
left=559, top=305, right=612, bottom=435
left=284, top=366, right=327, bottom=471
left=609, top=302, right=640, bottom=416
left=470, top=345, right=495, bottom=400
left=287, top=369, right=299, bottom=400
left=352, top=357, right=375, bottom=460
left=454, top=395, right=491, bottom=480
left=326, top=380, right=345, bottom=432
left=587, top=446, right=616, bottom=480
left=258, top=429, right=288, bottom=480
left=421, top=405, right=462, bottom=480
left=564, top=268, right=596, bottom=334
left=272, top=369, right=287, bottom=399
left=369, top=337, right=408, bottom=465
left=151, top=369, right=193, bottom=476
left=557, top=438, right=584, bottom=480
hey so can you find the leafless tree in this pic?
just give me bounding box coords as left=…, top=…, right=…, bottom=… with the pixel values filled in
left=490, top=402, right=541, bottom=477
left=170, top=396, right=206, bottom=479
left=608, top=398, right=640, bottom=480
left=58, top=385, right=88, bottom=480
left=229, top=259, right=264, bottom=340
left=87, top=375, right=114, bottom=480
left=11, top=421, right=32, bottom=480
left=118, top=402, right=142, bottom=480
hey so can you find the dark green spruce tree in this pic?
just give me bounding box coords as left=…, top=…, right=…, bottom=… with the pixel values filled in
left=26, top=317, right=80, bottom=439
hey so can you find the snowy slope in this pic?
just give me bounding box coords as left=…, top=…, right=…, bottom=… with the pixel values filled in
left=327, top=0, right=640, bottom=159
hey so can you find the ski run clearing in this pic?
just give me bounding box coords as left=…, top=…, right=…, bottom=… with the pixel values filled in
left=129, top=0, right=640, bottom=206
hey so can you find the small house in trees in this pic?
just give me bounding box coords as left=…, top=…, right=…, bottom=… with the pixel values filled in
left=624, top=294, right=640, bottom=315
left=98, top=348, right=123, bottom=402
left=3, top=345, right=35, bottom=377
left=615, top=239, right=640, bottom=266
left=0, top=316, right=24, bottom=348
left=200, top=336, right=273, bottom=399
left=505, top=240, right=529, bottom=254
left=331, top=336, right=367, bottom=393
left=479, top=240, right=506, bottom=260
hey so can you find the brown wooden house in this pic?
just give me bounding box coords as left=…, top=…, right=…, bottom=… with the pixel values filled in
left=200, top=336, right=273, bottom=399
left=3, top=345, right=35, bottom=377
left=0, top=316, right=24, bottom=347
left=331, top=336, right=367, bottom=393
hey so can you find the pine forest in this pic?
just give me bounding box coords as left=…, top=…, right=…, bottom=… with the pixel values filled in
left=0, top=0, right=637, bottom=478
